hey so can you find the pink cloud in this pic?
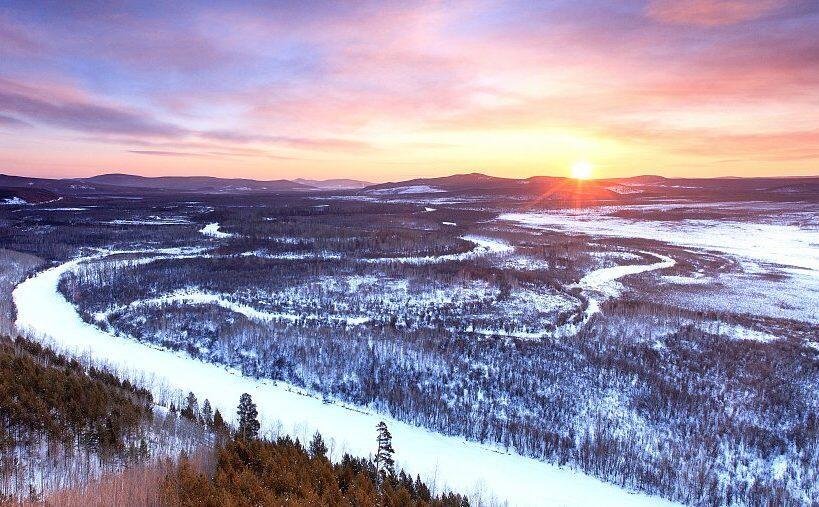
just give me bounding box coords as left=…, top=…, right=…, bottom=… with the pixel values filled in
left=645, top=0, right=788, bottom=26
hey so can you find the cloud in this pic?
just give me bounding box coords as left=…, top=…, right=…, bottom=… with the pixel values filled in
left=645, top=0, right=788, bottom=26
left=0, top=114, right=29, bottom=127
left=0, top=16, right=42, bottom=55
left=0, top=79, right=185, bottom=137
left=199, top=131, right=373, bottom=152
left=128, top=150, right=205, bottom=157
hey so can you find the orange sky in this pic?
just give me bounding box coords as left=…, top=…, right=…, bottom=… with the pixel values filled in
left=1, top=1, right=817, bottom=182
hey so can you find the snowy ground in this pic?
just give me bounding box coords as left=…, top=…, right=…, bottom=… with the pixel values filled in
left=577, top=251, right=676, bottom=298
left=102, top=289, right=370, bottom=327
left=1, top=197, right=28, bottom=205
left=199, top=222, right=232, bottom=238
left=500, top=202, right=819, bottom=323
left=499, top=203, right=818, bottom=275
left=13, top=253, right=678, bottom=507
left=361, top=235, right=514, bottom=265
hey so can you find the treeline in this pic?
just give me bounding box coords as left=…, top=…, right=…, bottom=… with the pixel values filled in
left=42, top=391, right=470, bottom=506
left=0, top=334, right=152, bottom=457
left=0, top=332, right=474, bottom=505
left=161, top=435, right=468, bottom=507
left=0, top=334, right=209, bottom=501
left=212, top=201, right=486, bottom=259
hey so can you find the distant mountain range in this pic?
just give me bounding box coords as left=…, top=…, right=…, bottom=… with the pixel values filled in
left=362, top=172, right=819, bottom=197
left=0, top=171, right=816, bottom=201
left=0, top=173, right=371, bottom=196
left=293, top=178, right=371, bottom=190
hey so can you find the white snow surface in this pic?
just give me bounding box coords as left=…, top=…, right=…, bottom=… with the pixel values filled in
left=199, top=222, right=232, bottom=238
left=500, top=204, right=818, bottom=275
left=578, top=251, right=676, bottom=297
left=241, top=250, right=341, bottom=261
left=661, top=275, right=711, bottom=285
left=13, top=254, right=677, bottom=507
left=500, top=204, right=819, bottom=322
left=108, top=218, right=191, bottom=226
left=363, top=236, right=514, bottom=265
left=1, top=197, right=27, bottom=205
left=122, top=289, right=369, bottom=326
left=36, top=207, right=90, bottom=211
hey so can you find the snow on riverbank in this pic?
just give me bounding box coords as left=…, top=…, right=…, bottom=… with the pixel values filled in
left=199, top=222, right=232, bottom=238
left=550, top=251, right=675, bottom=337
left=118, top=289, right=369, bottom=326
left=13, top=255, right=677, bottom=507
left=364, top=235, right=514, bottom=265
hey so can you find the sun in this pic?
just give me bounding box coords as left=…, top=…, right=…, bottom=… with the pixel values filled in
left=570, top=161, right=593, bottom=179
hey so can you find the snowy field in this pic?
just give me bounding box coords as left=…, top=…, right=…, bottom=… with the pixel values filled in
left=500, top=203, right=818, bottom=274
left=13, top=253, right=678, bottom=507
left=500, top=202, right=819, bottom=323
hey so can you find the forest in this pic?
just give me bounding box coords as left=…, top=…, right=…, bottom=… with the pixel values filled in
left=0, top=332, right=469, bottom=506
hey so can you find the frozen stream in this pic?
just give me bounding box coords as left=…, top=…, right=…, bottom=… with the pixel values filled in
left=578, top=251, right=676, bottom=297
left=12, top=252, right=678, bottom=506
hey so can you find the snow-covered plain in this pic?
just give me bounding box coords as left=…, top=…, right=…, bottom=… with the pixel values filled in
left=13, top=254, right=678, bottom=507
left=500, top=203, right=819, bottom=322
left=500, top=204, right=818, bottom=274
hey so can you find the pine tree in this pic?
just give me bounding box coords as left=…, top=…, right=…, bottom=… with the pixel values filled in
left=213, top=409, right=227, bottom=434
left=181, top=392, right=199, bottom=421
left=139, top=438, right=149, bottom=460
left=201, top=399, right=213, bottom=427
left=309, top=430, right=328, bottom=459
left=374, top=421, right=395, bottom=484
left=236, top=393, right=260, bottom=440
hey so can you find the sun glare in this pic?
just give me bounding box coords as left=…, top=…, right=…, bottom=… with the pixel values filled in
left=571, top=161, right=593, bottom=179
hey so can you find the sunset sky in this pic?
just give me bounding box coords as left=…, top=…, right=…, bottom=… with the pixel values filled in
left=1, top=0, right=817, bottom=182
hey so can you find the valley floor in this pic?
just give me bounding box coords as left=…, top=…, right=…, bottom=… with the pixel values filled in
left=13, top=252, right=678, bottom=506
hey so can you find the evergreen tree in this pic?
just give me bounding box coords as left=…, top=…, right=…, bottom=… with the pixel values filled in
left=236, top=393, right=260, bottom=440
left=213, top=409, right=227, bottom=434
left=375, top=421, right=395, bottom=483
left=181, top=391, right=198, bottom=421
left=309, top=430, right=328, bottom=459
left=201, top=399, right=213, bottom=427
left=139, top=438, right=149, bottom=460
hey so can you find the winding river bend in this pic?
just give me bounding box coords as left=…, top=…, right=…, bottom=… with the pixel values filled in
left=13, top=250, right=677, bottom=507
